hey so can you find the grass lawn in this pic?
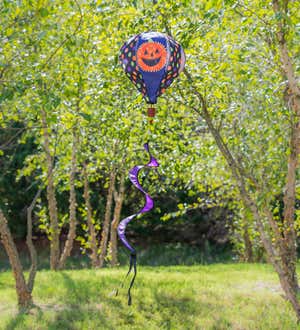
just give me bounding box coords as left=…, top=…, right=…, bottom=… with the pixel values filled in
left=0, top=263, right=298, bottom=330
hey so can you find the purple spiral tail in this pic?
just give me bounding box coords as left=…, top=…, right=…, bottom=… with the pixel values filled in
left=117, top=142, right=159, bottom=304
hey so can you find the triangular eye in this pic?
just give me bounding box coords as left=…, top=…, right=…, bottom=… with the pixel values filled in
left=155, top=49, right=159, bottom=54
left=144, top=50, right=148, bottom=55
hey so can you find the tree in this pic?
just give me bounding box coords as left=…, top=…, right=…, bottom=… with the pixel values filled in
left=0, top=189, right=40, bottom=310
left=165, top=0, right=300, bottom=319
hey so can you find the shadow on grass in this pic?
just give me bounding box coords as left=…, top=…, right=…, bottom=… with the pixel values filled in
left=43, top=272, right=115, bottom=330
left=5, top=272, right=119, bottom=330
left=153, top=289, right=199, bottom=324
left=0, top=242, right=234, bottom=273
left=0, top=281, right=9, bottom=289
left=5, top=311, right=26, bottom=330
left=4, top=303, right=43, bottom=330
left=152, top=287, right=233, bottom=329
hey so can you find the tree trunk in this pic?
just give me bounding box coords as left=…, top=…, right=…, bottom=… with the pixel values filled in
left=281, top=74, right=300, bottom=295
left=0, top=209, right=33, bottom=310
left=282, top=120, right=300, bottom=293
left=26, top=189, right=41, bottom=293
left=273, top=0, right=300, bottom=296
left=242, top=224, right=253, bottom=263
left=98, top=168, right=116, bottom=268
left=58, top=130, right=78, bottom=269
left=41, top=109, right=60, bottom=270
left=83, top=161, right=100, bottom=268
left=110, top=172, right=126, bottom=266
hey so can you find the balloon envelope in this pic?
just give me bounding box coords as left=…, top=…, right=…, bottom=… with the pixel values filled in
left=119, top=31, right=185, bottom=104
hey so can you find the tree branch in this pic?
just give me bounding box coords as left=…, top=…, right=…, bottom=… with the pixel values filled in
left=40, top=0, right=83, bottom=70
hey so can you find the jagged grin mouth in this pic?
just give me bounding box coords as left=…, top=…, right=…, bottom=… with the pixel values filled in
left=142, top=57, right=161, bottom=67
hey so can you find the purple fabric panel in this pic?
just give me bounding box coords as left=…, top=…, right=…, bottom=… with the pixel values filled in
left=148, top=155, right=159, bottom=167
left=143, top=142, right=150, bottom=153
left=117, top=143, right=159, bottom=253
left=117, top=214, right=136, bottom=253
left=140, top=194, right=154, bottom=213
left=129, top=166, right=146, bottom=193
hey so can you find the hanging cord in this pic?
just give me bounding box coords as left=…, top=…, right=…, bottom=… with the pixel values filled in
left=127, top=252, right=137, bottom=305
left=115, top=251, right=137, bottom=306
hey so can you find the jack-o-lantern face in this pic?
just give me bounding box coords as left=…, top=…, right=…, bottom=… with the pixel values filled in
left=137, top=42, right=167, bottom=72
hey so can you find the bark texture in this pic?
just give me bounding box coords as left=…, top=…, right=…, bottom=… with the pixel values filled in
left=58, top=130, right=78, bottom=269
left=98, top=168, right=116, bottom=267
left=242, top=224, right=253, bottom=263
left=41, top=109, right=60, bottom=270
left=273, top=0, right=300, bottom=304
left=83, top=161, right=100, bottom=268
left=26, top=189, right=41, bottom=293
left=0, top=210, right=33, bottom=309
left=110, top=172, right=126, bottom=266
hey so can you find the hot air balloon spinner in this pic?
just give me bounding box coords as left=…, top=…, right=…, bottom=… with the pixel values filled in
left=118, top=31, right=185, bottom=305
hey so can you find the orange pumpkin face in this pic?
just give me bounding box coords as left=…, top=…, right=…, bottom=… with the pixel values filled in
left=137, top=42, right=167, bottom=72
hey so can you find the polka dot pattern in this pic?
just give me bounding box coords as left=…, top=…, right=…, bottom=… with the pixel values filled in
left=120, top=33, right=185, bottom=103
left=119, top=34, right=147, bottom=97
left=156, top=37, right=184, bottom=98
